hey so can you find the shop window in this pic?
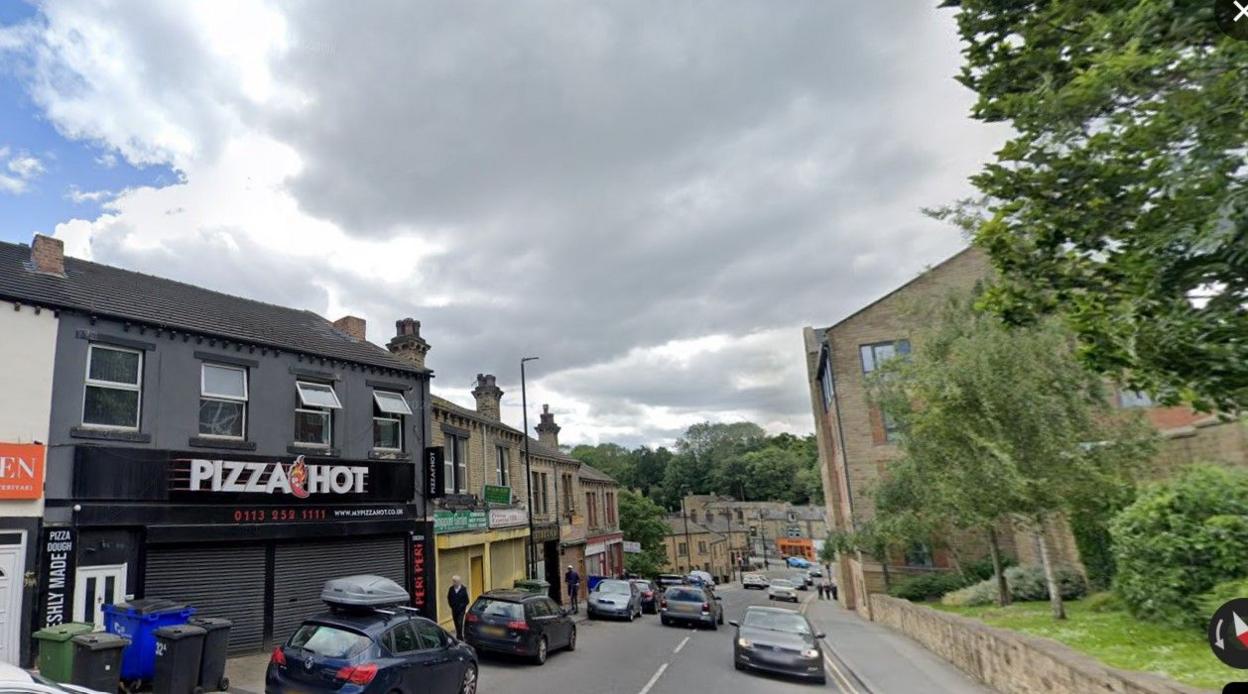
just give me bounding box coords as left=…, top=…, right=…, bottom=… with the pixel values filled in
left=83, top=344, right=143, bottom=429
left=199, top=363, right=247, bottom=438
left=495, top=446, right=509, bottom=487
left=372, top=390, right=411, bottom=451
left=294, top=381, right=341, bottom=447
left=860, top=339, right=911, bottom=373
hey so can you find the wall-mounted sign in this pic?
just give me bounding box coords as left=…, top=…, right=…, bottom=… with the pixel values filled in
left=0, top=443, right=45, bottom=500
left=424, top=447, right=445, bottom=500
left=483, top=484, right=511, bottom=505
left=434, top=509, right=487, bottom=534
left=488, top=508, right=528, bottom=529
left=622, top=541, right=642, bottom=554
left=532, top=523, right=560, bottom=544
left=39, top=527, right=76, bottom=628
left=185, top=456, right=366, bottom=497
left=585, top=542, right=606, bottom=556
left=410, top=527, right=436, bottom=620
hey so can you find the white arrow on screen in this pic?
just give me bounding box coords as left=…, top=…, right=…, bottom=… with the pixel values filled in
left=1236, top=611, right=1248, bottom=649
left=1216, top=618, right=1226, bottom=650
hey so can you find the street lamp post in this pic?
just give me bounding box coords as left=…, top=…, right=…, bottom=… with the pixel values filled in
left=521, top=356, right=539, bottom=578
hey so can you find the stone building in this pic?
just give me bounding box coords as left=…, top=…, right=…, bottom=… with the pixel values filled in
left=662, top=516, right=731, bottom=582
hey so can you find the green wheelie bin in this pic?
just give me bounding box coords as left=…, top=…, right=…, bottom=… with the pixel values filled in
left=32, top=622, right=94, bottom=682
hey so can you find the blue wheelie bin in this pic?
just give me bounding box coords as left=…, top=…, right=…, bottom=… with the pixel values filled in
left=103, top=598, right=195, bottom=685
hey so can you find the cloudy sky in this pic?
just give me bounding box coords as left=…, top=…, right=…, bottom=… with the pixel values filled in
left=0, top=1, right=1006, bottom=447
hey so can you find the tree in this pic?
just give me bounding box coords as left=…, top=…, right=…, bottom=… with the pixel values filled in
left=632, top=446, right=673, bottom=499
left=871, top=293, right=1154, bottom=617
left=569, top=443, right=638, bottom=489
left=618, top=489, right=671, bottom=577
left=941, top=0, right=1248, bottom=412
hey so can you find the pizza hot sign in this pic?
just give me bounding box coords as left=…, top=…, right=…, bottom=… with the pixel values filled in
left=185, top=456, right=367, bottom=497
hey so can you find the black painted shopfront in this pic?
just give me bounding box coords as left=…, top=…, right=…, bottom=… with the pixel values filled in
left=41, top=447, right=436, bottom=653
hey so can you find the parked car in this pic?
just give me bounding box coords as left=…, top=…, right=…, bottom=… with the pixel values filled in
left=790, top=571, right=811, bottom=590
left=266, top=610, right=478, bottom=693
left=0, top=663, right=100, bottom=693
left=688, top=570, right=715, bottom=587
left=742, top=573, right=770, bottom=590
left=464, top=589, right=576, bottom=665
left=659, top=584, right=723, bottom=629
left=633, top=579, right=659, bottom=614
left=656, top=573, right=686, bottom=588
left=768, top=579, right=800, bottom=603
left=731, top=606, right=827, bottom=684
left=785, top=556, right=811, bottom=569
left=808, top=567, right=823, bottom=578
left=588, top=578, right=643, bottom=621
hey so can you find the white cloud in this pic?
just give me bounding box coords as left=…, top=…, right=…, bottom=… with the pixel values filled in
left=0, top=147, right=45, bottom=194
left=65, top=185, right=112, bottom=204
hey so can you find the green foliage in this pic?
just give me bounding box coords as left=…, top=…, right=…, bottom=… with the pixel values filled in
left=617, top=488, right=671, bottom=578
left=1083, top=592, right=1123, bottom=614
left=963, top=555, right=1014, bottom=582
left=888, top=572, right=971, bottom=602
left=1111, top=465, right=1248, bottom=627
left=941, top=566, right=1086, bottom=607
left=1196, top=578, right=1248, bottom=626
left=941, top=1, right=1248, bottom=412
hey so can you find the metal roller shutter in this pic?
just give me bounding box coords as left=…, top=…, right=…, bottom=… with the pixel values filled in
left=145, top=544, right=266, bottom=654
left=272, top=536, right=405, bottom=643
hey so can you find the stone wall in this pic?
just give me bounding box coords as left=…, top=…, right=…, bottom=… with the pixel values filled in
left=868, top=594, right=1212, bottom=694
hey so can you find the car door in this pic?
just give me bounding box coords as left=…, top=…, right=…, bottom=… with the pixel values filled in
left=527, top=598, right=554, bottom=648
left=541, top=597, right=571, bottom=647
left=412, top=619, right=460, bottom=692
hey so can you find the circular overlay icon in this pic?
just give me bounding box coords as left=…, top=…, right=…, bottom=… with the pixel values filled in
left=1216, top=0, right=1248, bottom=40
left=1209, top=598, right=1248, bottom=669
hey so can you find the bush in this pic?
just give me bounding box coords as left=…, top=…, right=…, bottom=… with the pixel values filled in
left=963, top=555, right=1015, bottom=582
left=1083, top=591, right=1123, bottom=613
left=1110, top=465, right=1248, bottom=628
left=1196, top=578, right=1248, bottom=627
left=938, top=565, right=1087, bottom=606
left=888, top=572, right=971, bottom=601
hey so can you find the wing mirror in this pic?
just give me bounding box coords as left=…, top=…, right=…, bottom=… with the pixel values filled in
left=714, top=596, right=722, bottom=601
left=816, top=632, right=826, bottom=639
left=728, top=620, right=739, bottom=627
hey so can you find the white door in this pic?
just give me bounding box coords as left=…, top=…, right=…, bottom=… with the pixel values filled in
left=0, top=538, right=25, bottom=664
left=74, top=564, right=127, bottom=629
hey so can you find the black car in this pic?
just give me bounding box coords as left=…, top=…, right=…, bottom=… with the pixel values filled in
left=463, top=590, right=576, bottom=665
left=632, top=579, right=659, bottom=614
left=731, top=606, right=827, bottom=684
left=659, top=584, right=723, bottom=629
left=265, top=610, right=478, bottom=694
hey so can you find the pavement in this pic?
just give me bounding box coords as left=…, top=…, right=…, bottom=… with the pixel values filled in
left=226, top=573, right=993, bottom=693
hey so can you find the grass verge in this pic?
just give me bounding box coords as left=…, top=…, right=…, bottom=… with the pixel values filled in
left=933, top=597, right=1229, bottom=690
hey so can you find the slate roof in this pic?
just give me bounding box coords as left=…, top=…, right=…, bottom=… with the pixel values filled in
left=431, top=395, right=524, bottom=435
left=0, top=240, right=422, bottom=374
left=576, top=463, right=617, bottom=485
left=664, top=515, right=726, bottom=538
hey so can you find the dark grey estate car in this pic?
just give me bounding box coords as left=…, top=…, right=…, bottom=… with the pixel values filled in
left=731, top=606, right=826, bottom=684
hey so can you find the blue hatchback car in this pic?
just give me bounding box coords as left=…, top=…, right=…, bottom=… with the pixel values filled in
left=265, top=610, right=478, bottom=694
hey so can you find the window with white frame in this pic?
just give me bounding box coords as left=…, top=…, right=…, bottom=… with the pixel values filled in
left=199, top=364, right=247, bottom=438
left=445, top=434, right=466, bottom=494
left=495, top=446, right=509, bottom=487
left=818, top=353, right=835, bottom=411
left=372, top=390, right=412, bottom=451
left=860, top=339, right=911, bottom=373
left=83, top=344, right=143, bottom=429
left=294, top=381, right=341, bottom=446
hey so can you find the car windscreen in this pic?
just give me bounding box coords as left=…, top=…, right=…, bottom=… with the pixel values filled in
left=743, top=610, right=812, bottom=635
left=665, top=587, right=705, bottom=601
left=596, top=580, right=632, bottom=594
left=469, top=598, right=525, bottom=620
left=771, top=580, right=794, bottom=587
left=288, top=623, right=373, bottom=658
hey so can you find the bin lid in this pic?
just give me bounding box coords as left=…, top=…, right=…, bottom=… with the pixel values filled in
left=153, top=624, right=206, bottom=640
left=71, top=632, right=131, bottom=651
left=514, top=579, right=550, bottom=591
left=106, top=598, right=189, bottom=616
left=321, top=575, right=409, bottom=608
left=188, top=617, right=232, bottom=631
left=33, top=623, right=94, bottom=642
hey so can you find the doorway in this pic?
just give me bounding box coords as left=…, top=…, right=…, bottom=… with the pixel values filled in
left=543, top=541, right=561, bottom=604
left=0, top=534, right=26, bottom=664
left=74, top=564, right=127, bottom=629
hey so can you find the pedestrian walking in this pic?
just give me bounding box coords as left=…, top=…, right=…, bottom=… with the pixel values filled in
left=447, top=575, right=470, bottom=640
left=565, top=565, right=581, bottom=614
left=829, top=577, right=838, bottom=601
left=818, top=580, right=827, bottom=600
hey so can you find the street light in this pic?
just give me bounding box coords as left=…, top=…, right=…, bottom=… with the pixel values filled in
left=521, top=356, right=539, bottom=578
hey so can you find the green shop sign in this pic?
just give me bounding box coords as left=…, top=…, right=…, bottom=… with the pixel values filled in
left=483, top=485, right=512, bottom=505
left=434, top=510, right=488, bottom=534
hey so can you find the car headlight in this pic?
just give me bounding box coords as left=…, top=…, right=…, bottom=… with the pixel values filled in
left=737, top=638, right=752, bottom=648
left=802, top=648, right=820, bottom=659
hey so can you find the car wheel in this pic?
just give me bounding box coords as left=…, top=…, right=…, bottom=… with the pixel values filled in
left=459, top=665, right=478, bottom=694
left=718, top=612, right=724, bottom=625
left=567, top=627, right=577, bottom=652
left=627, top=608, right=635, bottom=622
left=734, top=660, right=746, bottom=672
left=533, top=637, right=548, bottom=665
left=661, top=616, right=670, bottom=626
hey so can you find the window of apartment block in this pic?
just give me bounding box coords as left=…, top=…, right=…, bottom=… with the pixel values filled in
left=735, top=509, right=743, bottom=522
left=562, top=473, right=574, bottom=514
left=83, top=344, right=143, bottom=429
left=294, top=381, right=341, bottom=447
left=1118, top=389, right=1154, bottom=408
left=818, top=353, right=835, bottom=411
left=372, top=390, right=411, bottom=451
left=540, top=473, right=550, bottom=513
left=495, top=446, right=509, bottom=487
left=606, top=492, right=615, bottom=526
left=859, top=339, right=911, bottom=373
left=586, top=492, right=597, bottom=527
left=678, top=542, right=687, bottom=556
left=698, top=541, right=707, bottom=554
left=443, top=434, right=467, bottom=494
left=199, top=363, right=247, bottom=438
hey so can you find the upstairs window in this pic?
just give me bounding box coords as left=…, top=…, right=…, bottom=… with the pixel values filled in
left=372, top=390, right=412, bottom=451
left=495, top=446, right=510, bottom=487
left=860, top=339, right=911, bottom=374
left=818, top=353, right=835, bottom=411
left=199, top=364, right=247, bottom=438
left=83, top=344, right=142, bottom=429
left=295, top=381, right=341, bottom=447
left=446, top=435, right=466, bottom=494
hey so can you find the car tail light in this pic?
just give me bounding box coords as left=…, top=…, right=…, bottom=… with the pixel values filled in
left=335, top=663, right=379, bottom=685
left=701, top=602, right=710, bottom=612
left=465, top=613, right=479, bottom=623
left=507, top=620, right=529, bottom=631
left=643, top=591, right=653, bottom=598
left=270, top=647, right=286, bottom=667
left=660, top=598, right=667, bottom=609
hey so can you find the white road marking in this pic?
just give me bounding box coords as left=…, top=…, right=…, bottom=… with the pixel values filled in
left=673, top=635, right=690, bottom=654
left=824, top=654, right=859, bottom=694
left=799, top=593, right=817, bottom=614
left=638, top=662, right=669, bottom=694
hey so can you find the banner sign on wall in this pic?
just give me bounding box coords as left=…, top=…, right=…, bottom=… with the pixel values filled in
left=488, top=508, right=528, bottom=529
left=622, top=541, right=642, bottom=554
left=39, top=527, right=76, bottom=628
left=424, top=447, right=445, bottom=500
left=0, top=443, right=45, bottom=500
left=482, top=484, right=511, bottom=505
left=433, top=509, right=487, bottom=534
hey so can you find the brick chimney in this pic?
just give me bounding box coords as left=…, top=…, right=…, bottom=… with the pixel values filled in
left=536, top=404, right=560, bottom=448
left=387, top=318, right=430, bottom=370
left=472, top=374, right=503, bottom=421
left=332, top=315, right=366, bottom=341
left=31, top=234, right=65, bottom=276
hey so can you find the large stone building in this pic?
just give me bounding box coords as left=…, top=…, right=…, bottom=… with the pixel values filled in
left=667, top=495, right=829, bottom=580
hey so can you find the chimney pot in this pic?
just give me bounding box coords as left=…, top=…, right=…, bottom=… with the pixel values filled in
left=31, top=234, right=65, bottom=276
left=387, top=317, right=430, bottom=369
left=536, top=403, right=561, bottom=448
left=472, top=373, right=504, bottom=421
left=332, top=315, right=367, bottom=341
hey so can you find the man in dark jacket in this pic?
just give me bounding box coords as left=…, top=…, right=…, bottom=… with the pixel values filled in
left=447, top=575, right=470, bottom=639
left=565, top=565, right=581, bottom=614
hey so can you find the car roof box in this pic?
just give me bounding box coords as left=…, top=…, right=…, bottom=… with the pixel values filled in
left=321, top=575, right=410, bottom=608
